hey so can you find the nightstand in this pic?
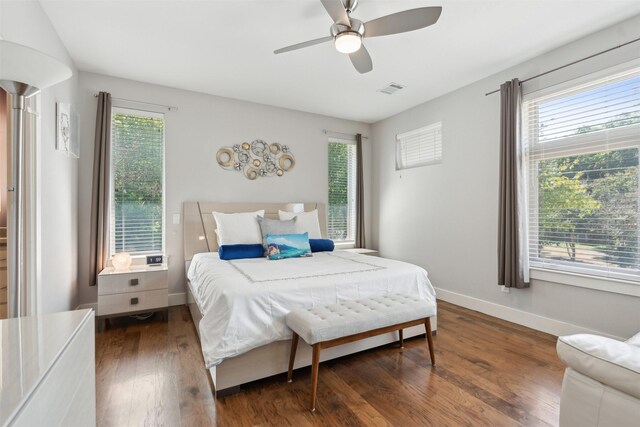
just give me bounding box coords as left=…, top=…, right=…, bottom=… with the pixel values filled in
left=97, top=264, right=168, bottom=331
left=340, top=248, right=379, bottom=256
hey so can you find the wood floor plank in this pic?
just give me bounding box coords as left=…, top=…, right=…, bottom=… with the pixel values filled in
left=413, top=344, right=557, bottom=426
left=434, top=307, right=561, bottom=424
left=95, top=301, right=564, bottom=426
left=99, top=331, right=141, bottom=427
left=127, top=321, right=181, bottom=427
left=436, top=310, right=563, bottom=396
left=317, top=368, right=392, bottom=427
left=335, top=347, right=520, bottom=427
left=173, top=307, right=217, bottom=426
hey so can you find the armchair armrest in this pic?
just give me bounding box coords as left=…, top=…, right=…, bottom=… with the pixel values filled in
left=557, top=334, right=640, bottom=399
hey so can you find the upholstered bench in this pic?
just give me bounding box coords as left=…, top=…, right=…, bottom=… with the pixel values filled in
left=285, top=294, right=436, bottom=411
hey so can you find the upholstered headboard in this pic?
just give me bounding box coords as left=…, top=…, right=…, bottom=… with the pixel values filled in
left=183, top=202, right=327, bottom=261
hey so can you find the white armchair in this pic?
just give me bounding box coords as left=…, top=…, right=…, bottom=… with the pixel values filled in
left=556, top=332, right=640, bottom=427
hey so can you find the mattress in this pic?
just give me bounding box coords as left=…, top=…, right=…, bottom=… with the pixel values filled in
left=187, top=251, right=436, bottom=368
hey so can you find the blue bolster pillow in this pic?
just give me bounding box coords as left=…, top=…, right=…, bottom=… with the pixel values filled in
left=309, top=239, right=335, bottom=253
left=219, top=244, right=264, bottom=260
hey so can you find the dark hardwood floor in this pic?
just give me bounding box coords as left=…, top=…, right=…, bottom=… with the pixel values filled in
left=95, top=301, right=564, bottom=426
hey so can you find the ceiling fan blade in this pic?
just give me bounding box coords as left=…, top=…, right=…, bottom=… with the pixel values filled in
left=274, top=36, right=333, bottom=54
left=349, top=45, right=373, bottom=74
left=364, top=7, right=442, bottom=38
left=320, top=0, right=350, bottom=26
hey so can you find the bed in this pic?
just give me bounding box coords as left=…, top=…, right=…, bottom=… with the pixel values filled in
left=183, top=202, right=437, bottom=394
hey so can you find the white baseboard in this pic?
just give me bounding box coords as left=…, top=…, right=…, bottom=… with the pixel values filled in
left=76, top=292, right=188, bottom=312
left=435, top=287, right=623, bottom=340
left=169, top=292, right=186, bottom=306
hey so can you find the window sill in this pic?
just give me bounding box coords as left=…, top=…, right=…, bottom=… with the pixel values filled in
left=530, top=267, right=640, bottom=298
left=333, top=241, right=356, bottom=250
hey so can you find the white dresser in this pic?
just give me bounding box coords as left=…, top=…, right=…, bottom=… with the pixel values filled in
left=97, top=264, right=168, bottom=330
left=0, top=309, right=96, bottom=426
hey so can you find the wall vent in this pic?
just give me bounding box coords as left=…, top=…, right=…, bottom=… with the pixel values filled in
left=378, top=82, right=405, bottom=95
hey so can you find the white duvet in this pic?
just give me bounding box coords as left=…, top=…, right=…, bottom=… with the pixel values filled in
left=187, top=251, right=436, bottom=368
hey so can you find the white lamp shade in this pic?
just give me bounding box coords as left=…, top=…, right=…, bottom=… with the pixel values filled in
left=112, top=252, right=133, bottom=271
left=0, top=40, right=72, bottom=91
left=334, top=32, right=362, bottom=54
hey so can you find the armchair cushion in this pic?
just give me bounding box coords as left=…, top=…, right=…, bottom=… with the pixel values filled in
left=557, top=334, right=640, bottom=400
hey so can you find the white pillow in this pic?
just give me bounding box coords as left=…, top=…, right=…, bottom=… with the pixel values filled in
left=213, top=210, right=265, bottom=246
left=279, top=209, right=322, bottom=239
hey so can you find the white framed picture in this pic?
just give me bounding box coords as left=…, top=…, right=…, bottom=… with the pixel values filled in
left=56, top=102, right=71, bottom=152
left=69, top=108, right=80, bottom=158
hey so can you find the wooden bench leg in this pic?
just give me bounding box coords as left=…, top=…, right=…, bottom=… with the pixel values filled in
left=287, top=333, right=299, bottom=382
left=310, top=344, right=320, bottom=412
left=424, top=317, right=435, bottom=365
left=398, top=329, right=404, bottom=349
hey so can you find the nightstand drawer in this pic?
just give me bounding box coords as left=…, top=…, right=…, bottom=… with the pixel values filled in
left=97, top=289, right=168, bottom=316
left=98, top=269, right=168, bottom=296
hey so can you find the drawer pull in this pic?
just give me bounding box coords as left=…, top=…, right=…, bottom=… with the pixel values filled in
left=130, top=278, right=139, bottom=286
left=130, top=297, right=139, bottom=305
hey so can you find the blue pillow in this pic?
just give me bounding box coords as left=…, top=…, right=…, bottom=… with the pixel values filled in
left=219, top=244, right=264, bottom=260
left=309, top=239, right=335, bottom=253
left=265, top=233, right=312, bottom=260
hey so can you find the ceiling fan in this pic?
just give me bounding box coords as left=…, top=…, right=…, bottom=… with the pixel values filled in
left=273, top=0, right=442, bottom=74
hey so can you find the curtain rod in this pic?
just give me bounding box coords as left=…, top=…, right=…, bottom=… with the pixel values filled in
left=322, top=129, right=369, bottom=139
left=93, top=93, right=178, bottom=111
left=485, top=36, right=640, bottom=96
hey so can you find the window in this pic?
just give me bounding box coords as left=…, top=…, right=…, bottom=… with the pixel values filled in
left=396, top=122, right=442, bottom=170
left=110, top=107, right=165, bottom=256
left=328, top=138, right=357, bottom=242
left=523, top=67, right=640, bottom=282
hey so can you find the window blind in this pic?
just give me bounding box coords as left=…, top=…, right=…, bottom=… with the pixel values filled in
left=396, top=122, right=442, bottom=170
left=110, top=107, right=165, bottom=256
left=523, top=67, right=640, bottom=281
left=328, top=139, right=357, bottom=242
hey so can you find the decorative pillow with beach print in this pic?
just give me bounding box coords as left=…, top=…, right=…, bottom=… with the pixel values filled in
left=265, top=233, right=312, bottom=260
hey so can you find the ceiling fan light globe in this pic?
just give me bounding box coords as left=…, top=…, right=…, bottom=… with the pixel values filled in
left=334, top=32, right=362, bottom=54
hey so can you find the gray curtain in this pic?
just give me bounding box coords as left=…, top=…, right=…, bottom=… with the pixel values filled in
left=89, top=92, right=111, bottom=286
left=498, top=79, right=529, bottom=289
left=355, top=133, right=366, bottom=248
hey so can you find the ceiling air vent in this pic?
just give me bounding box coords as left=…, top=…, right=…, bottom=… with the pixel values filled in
left=378, top=82, right=405, bottom=95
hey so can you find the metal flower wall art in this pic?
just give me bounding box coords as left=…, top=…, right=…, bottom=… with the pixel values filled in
left=216, top=139, right=295, bottom=180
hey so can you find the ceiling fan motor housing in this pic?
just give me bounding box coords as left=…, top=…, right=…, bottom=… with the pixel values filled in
left=331, top=18, right=364, bottom=53
left=330, top=18, right=364, bottom=38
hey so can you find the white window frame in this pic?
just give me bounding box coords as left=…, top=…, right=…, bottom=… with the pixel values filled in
left=523, top=65, right=640, bottom=296
left=327, top=137, right=357, bottom=247
left=109, top=105, right=166, bottom=259
left=396, top=122, right=442, bottom=170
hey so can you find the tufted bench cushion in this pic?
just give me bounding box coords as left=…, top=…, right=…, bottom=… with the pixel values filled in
left=286, top=294, right=436, bottom=345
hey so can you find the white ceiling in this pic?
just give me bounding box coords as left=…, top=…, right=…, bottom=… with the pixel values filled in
left=42, top=0, right=640, bottom=123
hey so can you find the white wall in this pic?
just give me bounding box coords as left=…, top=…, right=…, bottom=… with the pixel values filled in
left=76, top=72, right=372, bottom=305
left=0, top=0, right=79, bottom=313
left=371, top=14, right=640, bottom=339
